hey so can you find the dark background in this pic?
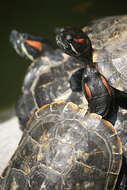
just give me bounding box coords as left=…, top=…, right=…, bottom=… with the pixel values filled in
left=1, top=0, right=127, bottom=110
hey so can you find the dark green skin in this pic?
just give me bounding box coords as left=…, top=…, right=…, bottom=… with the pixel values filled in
left=0, top=102, right=122, bottom=190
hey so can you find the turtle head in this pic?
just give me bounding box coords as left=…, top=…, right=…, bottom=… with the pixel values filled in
left=10, top=30, right=53, bottom=61
left=56, top=27, right=92, bottom=61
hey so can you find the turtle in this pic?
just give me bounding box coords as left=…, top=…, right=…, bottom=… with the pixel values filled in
left=0, top=101, right=123, bottom=190
left=55, top=16, right=127, bottom=118
left=10, top=30, right=54, bottom=61
left=56, top=27, right=117, bottom=118
left=10, top=30, right=86, bottom=130
left=56, top=15, right=127, bottom=95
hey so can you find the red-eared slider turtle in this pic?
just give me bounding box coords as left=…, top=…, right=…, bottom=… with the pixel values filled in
left=56, top=27, right=116, bottom=118
left=10, top=30, right=85, bottom=129
left=0, top=101, right=123, bottom=190
left=56, top=15, right=127, bottom=94
left=10, top=30, right=54, bottom=61
left=56, top=16, right=127, bottom=117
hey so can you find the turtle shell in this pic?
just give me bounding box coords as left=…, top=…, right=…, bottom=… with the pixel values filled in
left=0, top=101, right=122, bottom=190
left=83, top=15, right=127, bottom=92
left=16, top=49, right=88, bottom=129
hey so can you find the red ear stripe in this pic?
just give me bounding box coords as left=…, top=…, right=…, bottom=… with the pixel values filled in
left=100, top=76, right=111, bottom=96
left=84, top=83, right=92, bottom=100
left=25, top=40, right=43, bottom=51
left=73, top=38, right=85, bottom=43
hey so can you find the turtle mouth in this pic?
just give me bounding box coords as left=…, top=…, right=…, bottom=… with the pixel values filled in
left=56, top=34, right=79, bottom=57
left=10, top=30, right=27, bottom=58
left=56, top=34, right=68, bottom=51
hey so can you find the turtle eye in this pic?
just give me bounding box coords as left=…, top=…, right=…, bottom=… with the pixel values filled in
left=59, top=28, right=65, bottom=33
left=66, top=34, right=72, bottom=41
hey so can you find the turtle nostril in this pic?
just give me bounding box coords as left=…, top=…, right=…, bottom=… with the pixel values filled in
left=10, top=30, right=19, bottom=44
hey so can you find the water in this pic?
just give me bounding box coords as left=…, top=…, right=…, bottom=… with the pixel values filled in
left=1, top=0, right=127, bottom=110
